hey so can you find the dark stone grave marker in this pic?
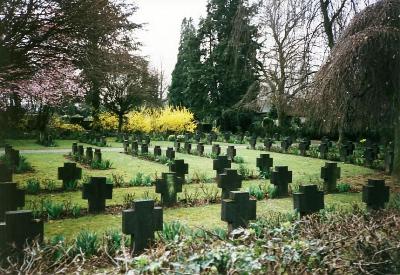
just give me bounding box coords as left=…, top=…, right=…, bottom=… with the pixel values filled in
left=72, top=143, right=78, bottom=155
left=212, top=144, right=221, bottom=156
left=362, top=179, right=390, bottom=210
left=217, top=169, right=242, bottom=199
left=174, top=141, right=181, bottom=150
left=82, top=177, right=113, bottom=213
left=197, top=143, right=204, bottom=156
left=154, top=146, right=162, bottom=157
left=131, top=141, right=139, bottom=156
left=86, top=147, right=93, bottom=162
left=299, top=139, right=311, bottom=156
left=340, top=141, right=355, bottom=162
left=122, top=200, right=163, bottom=254
left=184, top=142, right=192, bottom=154
left=0, top=210, right=43, bottom=249
left=141, top=143, right=149, bottom=154
left=78, top=145, right=84, bottom=158
left=319, top=142, right=329, bottom=159
left=256, top=154, right=273, bottom=174
left=0, top=182, right=25, bottom=221
left=321, top=162, right=341, bottom=193
left=385, top=142, right=394, bottom=174
left=123, top=140, right=129, bottom=154
left=58, top=163, right=82, bottom=189
left=213, top=155, right=231, bottom=177
left=221, top=191, right=256, bottom=232
left=0, top=163, right=13, bottom=183
left=293, top=185, right=324, bottom=217
left=169, top=159, right=188, bottom=183
left=364, top=147, right=377, bottom=167
left=155, top=172, right=182, bottom=206
left=226, top=146, right=236, bottom=161
left=166, top=147, right=175, bottom=160
left=270, top=166, right=292, bottom=197
left=249, top=137, right=257, bottom=149
left=94, top=149, right=102, bottom=162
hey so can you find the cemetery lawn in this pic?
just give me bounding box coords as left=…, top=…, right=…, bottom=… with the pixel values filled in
left=15, top=142, right=376, bottom=188
left=45, top=192, right=362, bottom=240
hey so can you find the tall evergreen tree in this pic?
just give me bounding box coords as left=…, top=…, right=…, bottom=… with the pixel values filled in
left=169, top=0, right=261, bottom=121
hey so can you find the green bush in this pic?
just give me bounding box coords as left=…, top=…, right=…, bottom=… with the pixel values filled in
left=104, top=230, right=125, bottom=255
left=130, top=173, right=152, bottom=187
left=44, top=200, right=64, bottom=220
left=109, top=173, right=126, bottom=188
left=238, top=164, right=252, bottom=180
left=160, top=221, right=187, bottom=241
left=64, top=180, right=79, bottom=191
left=71, top=204, right=82, bottom=218
left=233, top=156, right=244, bottom=164
left=337, top=183, right=352, bottom=193
left=267, top=185, right=278, bottom=199
left=43, top=178, right=57, bottom=191
left=74, top=231, right=100, bottom=257
left=248, top=185, right=265, bottom=200
left=26, top=178, right=41, bottom=194
left=90, top=160, right=112, bottom=170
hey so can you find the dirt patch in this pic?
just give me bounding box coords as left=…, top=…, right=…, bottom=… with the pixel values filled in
left=343, top=172, right=400, bottom=193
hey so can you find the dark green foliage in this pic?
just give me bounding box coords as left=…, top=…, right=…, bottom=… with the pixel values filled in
left=129, top=173, right=152, bottom=187
left=90, top=160, right=112, bottom=170
left=74, top=231, right=99, bottom=257
left=337, top=183, right=351, bottom=193
left=26, top=178, right=41, bottom=194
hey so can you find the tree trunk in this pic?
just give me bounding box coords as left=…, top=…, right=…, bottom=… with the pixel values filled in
left=393, top=110, right=400, bottom=184
left=338, top=124, right=344, bottom=146
left=319, top=0, right=335, bottom=49
left=118, top=113, right=124, bottom=133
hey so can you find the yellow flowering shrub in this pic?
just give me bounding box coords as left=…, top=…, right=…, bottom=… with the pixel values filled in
left=124, top=106, right=197, bottom=134
left=49, top=116, right=85, bottom=133
left=125, top=109, right=153, bottom=133
left=96, top=112, right=119, bottom=131
left=154, top=106, right=196, bottom=133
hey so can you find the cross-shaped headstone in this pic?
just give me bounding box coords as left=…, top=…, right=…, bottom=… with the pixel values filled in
left=299, top=139, right=311, bottom=156
left=174, top=141, right=181, bottom=150
left=362, top=179, right=390, bottom=210
left=131, top=141, right=139, bottom=156
left=293, top=185, right=324, bottom=217
left=0, top=182, right=25, bottom=222
left=94, top=149, right=102, bottom=162
left=319, top=142, right=329, bottom=159
left=197, top=143, right=204, bottom=156
left=184, top=142, right=192, bottom=154
left=256, top=154, right=273, bottom=174
left=221, top=191, right=256, bottom=232
left=249, top=137, right=257, bottom=149
left=155, top=172, right=182, bottom=206
left=385, top=142, right=394, bottom=173
left=321, top=136, right=332, bottom=147
left=217, top=169, right=242, bottom=199
left=166, top=147, right=175, bottom=160
left=264, top=138, right=273, bottom=151
left=72, top=143, right=78, bottom=155
left=213, top=155, right=231, bottom=177
left=270, top=166, right=292, bottom=197
left=212, top=144, right=221, bottom=156
left=154, top=146, right=162, bottom=157
left=169, top=159, right=188, bottom=183
left=58, top=163, right=82, bottom=189
left=122, top=200, right=163, bottom=254
left=364, top=147, right=377, bottom=167
left=0, top=163, right=13, bottom=183
left=141, top=143, right=149, bottom=154
left=0, top=210, right=43, bottom=249
left=321, top=162, right=341, bottom=193
left=82, top=177, right=113, bottom=213
left=86, top=147, right=93, bottom=162
left=226, top=146, right=236, bottom=161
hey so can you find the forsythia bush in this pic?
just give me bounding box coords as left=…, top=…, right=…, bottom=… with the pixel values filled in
left=50, top=116, right=85, bottom=133
left=125, top=108, right=153, bottom=133
left=153, top=106, right=196, bottom=133
left=96, top=112, right=119, bottom=131
left=96, top=107, right=197, bottom=134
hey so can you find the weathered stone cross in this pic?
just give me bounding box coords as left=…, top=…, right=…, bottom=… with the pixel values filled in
left=221, top=191, right=256, bottom=232
left=155, top=172, right=182, bottom=206
left=321, top=162, right=341, bottom=193
left=82, top=177, right=113, bottom=213
left=58, top=163, right=82, bottom=189
left=293, top=185, right=324, bottom=217
left=270, top=166, right=292, bottom=197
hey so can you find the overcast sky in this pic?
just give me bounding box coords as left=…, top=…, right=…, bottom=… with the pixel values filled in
left=134, top=0, right=207, bottom=83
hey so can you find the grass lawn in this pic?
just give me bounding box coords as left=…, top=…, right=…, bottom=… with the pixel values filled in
left=45, top=192, right=362, bottom=240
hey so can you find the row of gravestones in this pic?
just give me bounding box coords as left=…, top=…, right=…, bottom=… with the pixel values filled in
left=255, top=136, right=394, bottom=172
left=123, top=140, right=176, bottom=161
left=72, top=143, right=102, bottom=162
left=79, top=132, right=107, bottom=147
left=121, top=134, right=151, bottom=145
left=174, top=142, right=237, bottom=161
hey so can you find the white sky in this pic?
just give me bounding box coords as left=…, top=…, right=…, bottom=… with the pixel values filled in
left=134, top=0, right=207, bottom=83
